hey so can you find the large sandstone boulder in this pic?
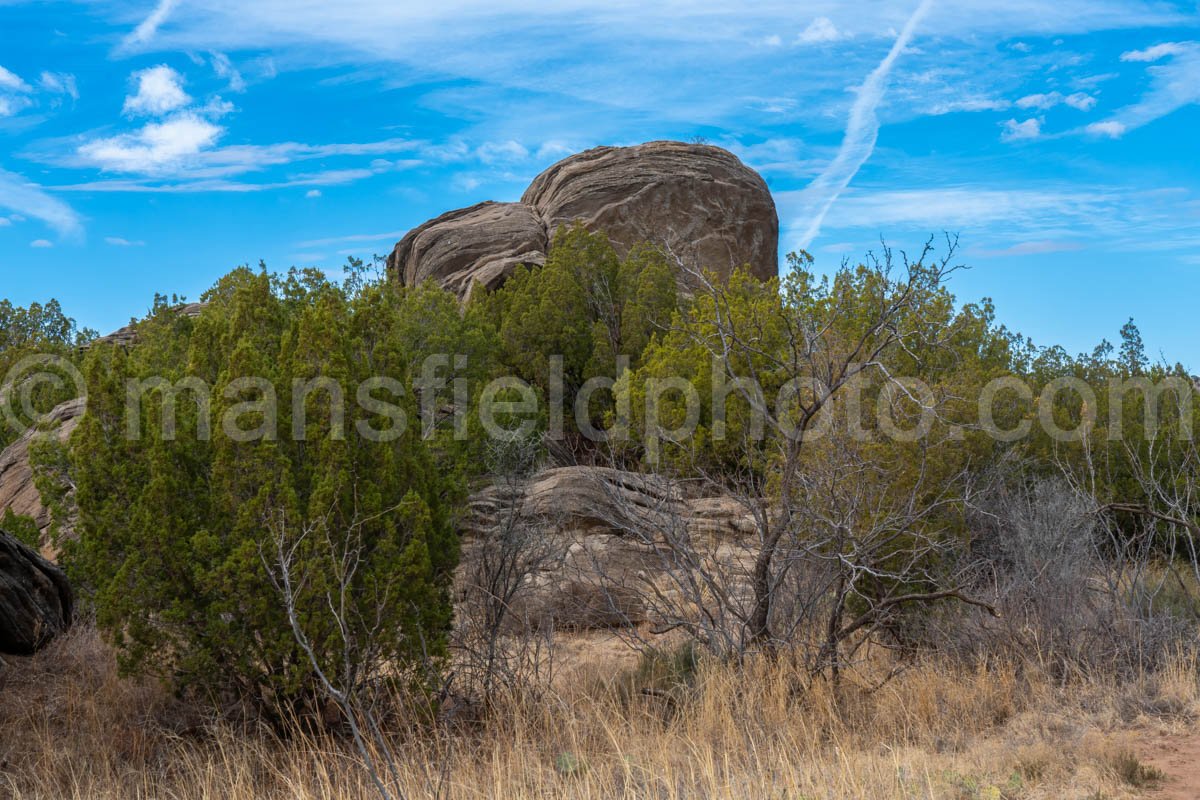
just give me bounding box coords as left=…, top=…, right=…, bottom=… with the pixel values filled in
left=459, top=466, right=755, bottom=631
left=389, top=141, right=778, bottom=297
left=387, top=202, right=548, bottom=298
left=0, top=528, right=73, bottom=654
left=522, top=141, right=778, bottom=281
left=0, top=398, right=84, bottom=554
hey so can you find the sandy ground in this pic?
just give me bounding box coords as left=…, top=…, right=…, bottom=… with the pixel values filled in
left=1140, top=731, right=1200, bottom=800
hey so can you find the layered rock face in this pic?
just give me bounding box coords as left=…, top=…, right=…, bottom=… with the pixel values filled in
left=0, top=398, right=84, bottom=553
left=0, top=528, right=73, bottom=654
left=388, top=141, right=778, bottom=298
left=389, top=202, right=547, bottom=297
left=460, top=466, right=755, bottom=631
left=522, top=142, right=778, bottom=281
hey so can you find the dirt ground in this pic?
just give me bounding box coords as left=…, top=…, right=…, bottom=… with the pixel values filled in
left=1139, top=730, right=1200, bottom=799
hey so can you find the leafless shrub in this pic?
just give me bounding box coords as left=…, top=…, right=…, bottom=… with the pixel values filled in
left=452, top=435, right=560, bottom=708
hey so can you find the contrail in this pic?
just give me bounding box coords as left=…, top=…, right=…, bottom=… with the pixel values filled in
left=796, top=0, right=934, bottom=250
left=120, top=0, right=179, bottom=51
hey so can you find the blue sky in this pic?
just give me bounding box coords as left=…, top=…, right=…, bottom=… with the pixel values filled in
left=1, top=1, right=1198, bottom=365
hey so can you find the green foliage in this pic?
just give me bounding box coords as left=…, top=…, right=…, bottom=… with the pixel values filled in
left=0, top=299, right=95, bottom=452
left=63, top=267, right=462, bottom=717
left=473, top=225, right=678, bottom=434
left=0, top=509, right=41, bottom=549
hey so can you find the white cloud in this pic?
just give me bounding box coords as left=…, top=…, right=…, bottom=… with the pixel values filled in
left=926, top=96, right=1009, bottom=114
left=121, top=0, right=178, bottom=51
left=1064, top=92, right=1096, bottom=110
left=104, top=236, right=145, bottom=246
left=210, top=52, right=246, bottom=92
left=298, top=230, right=408, bottom=249
left=0, top=96, right=33, bottom=117
left=794, top=0, right=934, bottom=249
left=48, top=135, right=424, bottom=185
left=798, top=185, right=1196, bottom=253
left=797, top=17, right=842, bottom=45
left=30, top=239, right=53, bottom=248
left=1121, top=42, right=1191, bottom=62
left=305, top=189, right=321, bottom=198
left=39, top=72, right=78, bottom=99
left=79, top=113, right=223, bottom=173
left=535, top=141, right=575, bottom=161
left=0, top=65, right=31, bottom=92
left=1087, top=42, right=1200, bottom=136
left=0, top=217, right=10, bottom=226
left=1016, top=91, right=1095, bottom=111
left=123, top=65, right=191, bottom=116
left=1016, top=92, right=1060, bottom=110
left=1009, top=41, right=1031, bottom=53
left=761, top=34, right=783, bottom=47
left=1001, top=117, right=1042, bottom=141
left=0, top=167, right=83, bottom=238
left=974, top=240, right=1085, bottom=257
left=1086, top=120, right=1126, bottom=137
left=475, top=139, right=529, bottom=163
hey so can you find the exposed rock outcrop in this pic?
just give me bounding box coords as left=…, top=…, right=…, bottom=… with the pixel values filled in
left=522, top=141, right=778, bottom=281
left=0, top=398, right=83, bottom=554
left=0, top=528, right=73, bottom=655
left=388, top=141, right=778, bottom=298
left=389, top=202, right=548, bottom=298
left=84, top=302, right=205, bottom=349
left=459, top=466, right=754, bottom=631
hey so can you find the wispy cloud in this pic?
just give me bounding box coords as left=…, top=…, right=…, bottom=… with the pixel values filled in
left=0, top=167, right=83, bottom=239
left=973, top=239, right=1085, bottom=257
left=0, top=65, right=31, bottom=93
left=793, top=0, right=935, bottom=249
left=1016, top=91, right=1095, bottom=111
left=1086, top=120, right=1126, bottom=137
left=1121, top=41, right=1191, bottom=62
left=797, top=17, right=843, bottom=45
left=782, top=184, right=1200, bottom=257
left=104, top=236, right=146, bottom=246
left=1001, top=117, right=1042, bottom=141
left=297, top=230, right=408, bottom=249
left=120, top=0, right=179, bottom=52
left=39, top=72, right=79, bottom=101
left=0, top=64, right=34, bottom=118
left=30, top=238, right=53, bottom=248
left=210, top=52, right=246, bottom=93
left=1087, top=41, right=1200, bottom=136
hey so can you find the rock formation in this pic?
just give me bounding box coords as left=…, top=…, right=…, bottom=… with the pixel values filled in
left=84, top=302, right=205, bottom=349
left=0, top=398, right=83, bottom=554
left=459, top=466, right=755, bottom=631
left=388, top=141, right=778, bottom=298
left=388, top=202, right=547, bottom=298
left=522, top=141, right=778, bottom=281
left=0, top=528, right=73, bottom=654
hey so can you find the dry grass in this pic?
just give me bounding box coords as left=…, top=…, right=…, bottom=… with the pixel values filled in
left=1, top=625, right=1196, bottom=800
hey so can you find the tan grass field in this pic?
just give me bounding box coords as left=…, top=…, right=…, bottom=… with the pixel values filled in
left=2, top=625, right=1198, bottom=800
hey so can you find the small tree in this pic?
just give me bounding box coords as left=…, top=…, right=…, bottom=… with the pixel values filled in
left=64, top=268, right=460, bottom=721
left=618, top=239, right=1000, bottom=666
